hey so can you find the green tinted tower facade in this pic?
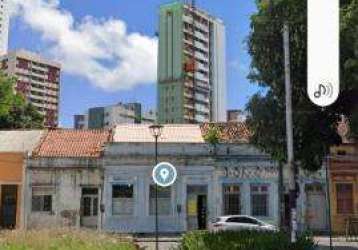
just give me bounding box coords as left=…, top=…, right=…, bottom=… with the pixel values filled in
left=157, top=2, right=227, bottom=124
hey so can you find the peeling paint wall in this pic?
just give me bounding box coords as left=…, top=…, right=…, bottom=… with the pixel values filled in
left=103, top=143, right=279, bottom=233
left=25, top=159, right=103, bottom=230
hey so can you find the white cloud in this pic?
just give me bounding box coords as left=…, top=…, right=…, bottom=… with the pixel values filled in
left=11, top=0, right=158, bottom=91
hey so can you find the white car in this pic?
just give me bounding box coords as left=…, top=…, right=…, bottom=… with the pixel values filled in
left=209, top=215, right=278, bottom=233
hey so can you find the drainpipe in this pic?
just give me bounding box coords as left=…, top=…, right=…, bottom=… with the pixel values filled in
left=21, top=152, right=29, bottom=230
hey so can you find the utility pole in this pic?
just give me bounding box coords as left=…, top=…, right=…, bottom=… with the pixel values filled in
left=325, top=154, right=333, bottom=250
left=283, top=23, right=297, bottom=242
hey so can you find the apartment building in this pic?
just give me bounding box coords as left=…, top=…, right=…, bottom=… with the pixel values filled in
left=0, top=50, right=61, bottom=127
left=227, top=109, right=247, bottom=122
left=157, top=2, right=226, bottom=124
left=0, top=0, right=9, bottom=55
left=74, top=102, right=156, bottom=129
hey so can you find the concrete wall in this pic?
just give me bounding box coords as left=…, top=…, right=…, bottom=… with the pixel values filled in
left=103, top=143, right=279, bottom=233
left=105, top=142, right=268, bottom=158
left=25, top=158, right=103, bottom=230
left=104, top=165, right=214, bottom=233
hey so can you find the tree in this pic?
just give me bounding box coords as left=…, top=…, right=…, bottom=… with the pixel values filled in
left=203, top=125, right=220, bottom=145
left=246, top=0, right=358, bottom=171
left=0, top=71, right=44, bottom=129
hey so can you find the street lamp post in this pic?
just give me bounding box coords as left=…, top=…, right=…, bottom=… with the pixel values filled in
left=149, top=124, right=163, bottom=250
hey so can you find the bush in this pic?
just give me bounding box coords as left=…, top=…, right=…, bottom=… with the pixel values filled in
left=178, top=230, right=316, bottom=250
left=0, top=229, right=137, bottom=250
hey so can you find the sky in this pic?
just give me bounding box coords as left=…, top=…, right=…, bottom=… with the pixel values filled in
left=9, top=0, right=259, bottom=127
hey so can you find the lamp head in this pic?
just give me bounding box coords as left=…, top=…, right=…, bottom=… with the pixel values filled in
left=149, top=124, right=163, bottom=138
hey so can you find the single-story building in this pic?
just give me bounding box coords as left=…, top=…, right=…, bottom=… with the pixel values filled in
left=0, top=130, right=44, bottom=229
left=18, top=123, right=330, bottom=234
left=329, top=142, right=358, bottom=234
left=102, top=124, right=279, bottom=233
left=24, top=129, right=112, bottom=229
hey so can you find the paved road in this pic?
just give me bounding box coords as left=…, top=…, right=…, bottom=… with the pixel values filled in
left=135, top=236, right=358, bottom=250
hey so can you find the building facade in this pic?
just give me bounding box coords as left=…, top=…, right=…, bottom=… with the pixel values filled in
left=0, top=50, right=61, bottom=127
left=329, top=142, right=358, bottom=234
left=74, top=115, right=86, bottom=130
left=15, top=124, right=328, bottom=233
left=101, top=124, right=279, bottom=233
left=157, top=2, right=226, bottom=124
left=74, top=102, right=156, bottom=129
left=227, top=110, right=247, bottom=122
left=0, top=0, right=9, bottom=55
left=0, top=130, right=44, bottom=229
left=103, top=143, right=279, bottom=233
left=24, top=129, right=112, bottom=229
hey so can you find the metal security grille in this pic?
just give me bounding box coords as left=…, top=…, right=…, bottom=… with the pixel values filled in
left=251, top=185, right=269, bottom=217
left=223, top=185, right=240, bottom=215
left=149, top=185, right=171, bottom=215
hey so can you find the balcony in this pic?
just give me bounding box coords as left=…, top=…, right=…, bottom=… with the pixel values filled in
left=195, top=72, right=209, bottom=82
left=184, top=91, right=194, bottom=99
left=183, top=15, right=209, bottom=32
left=184, top=103, right=195, bottom=110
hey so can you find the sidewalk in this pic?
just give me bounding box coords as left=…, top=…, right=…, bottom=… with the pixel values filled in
left=135, top=237, right=180, bottom=250
left=316, top=237, right=358, bottom=250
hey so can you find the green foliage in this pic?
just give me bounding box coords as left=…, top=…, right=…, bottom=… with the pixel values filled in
left=178, top=230, right=316, bottom=250
left=0, top=71, right=44, bottom=129
left=0, top=230, right=137, bottom=250
left=203, top=125, right=220, bottom=145
left=246, top=0, right=358, bottom=170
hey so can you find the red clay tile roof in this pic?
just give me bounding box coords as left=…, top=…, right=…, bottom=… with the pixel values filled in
left=33, top=129, right=112, bottom=158
left=201, top=122, right=252, bottom=143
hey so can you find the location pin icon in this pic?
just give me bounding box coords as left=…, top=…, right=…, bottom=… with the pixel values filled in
left=160, top=168, right=169, bottom=181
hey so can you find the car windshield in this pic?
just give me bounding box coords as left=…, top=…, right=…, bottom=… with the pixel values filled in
left=211, top=218, right=221, bottom=223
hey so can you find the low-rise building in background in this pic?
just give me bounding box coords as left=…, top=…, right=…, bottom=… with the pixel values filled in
left=227, top=109, right=247, bottom=122
left=74, top=102, right=156, bottom=129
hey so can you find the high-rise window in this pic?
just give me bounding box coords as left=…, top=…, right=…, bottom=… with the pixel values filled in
left=223, top=184, right=241, bottom=215
left=149, top=185, right=171, bottom=215
left=251, top=185, right=269, bottom=217
left=112, top=184, right=134, bottom=215
left=336, top=183, right=353, bottom=214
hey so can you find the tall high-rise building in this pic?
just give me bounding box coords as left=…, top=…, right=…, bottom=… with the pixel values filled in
left=0, top=50, right=61, bottom=127
left=74, top=102, right=156, bottom=129
left=157, top=2, right=226, bottom=124
left=0, top=0, right=9, bottom=55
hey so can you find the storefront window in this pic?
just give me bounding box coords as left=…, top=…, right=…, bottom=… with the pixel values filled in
left=251, top=184, right=269, bottom=217
left=223, top=184, right=241, bottom=215
left=336, top=183, right=353, bottom=214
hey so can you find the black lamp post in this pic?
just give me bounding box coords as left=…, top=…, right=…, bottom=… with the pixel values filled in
left=149, top=124, right=163, bottom=250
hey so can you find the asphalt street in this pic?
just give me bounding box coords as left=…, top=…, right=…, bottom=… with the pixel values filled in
left=135, top=237, right=358, bottom=250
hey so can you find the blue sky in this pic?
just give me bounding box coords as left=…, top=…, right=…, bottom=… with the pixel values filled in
left=9, top=0, right=259, bottom=127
